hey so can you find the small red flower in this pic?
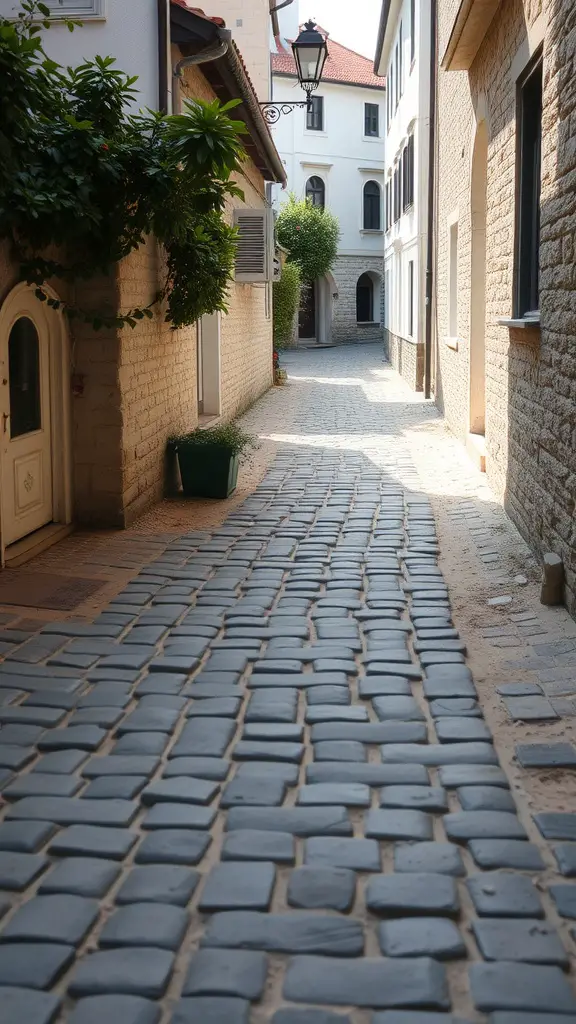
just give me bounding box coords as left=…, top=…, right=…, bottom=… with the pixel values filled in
left=101, top=143, right=109, bottom=151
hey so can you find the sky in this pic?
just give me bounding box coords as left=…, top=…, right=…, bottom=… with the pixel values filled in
left=298, top=0, right=381, bottom=60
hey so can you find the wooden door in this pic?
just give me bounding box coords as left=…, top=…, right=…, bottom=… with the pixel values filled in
left=0, top=309, right=53, bottom=545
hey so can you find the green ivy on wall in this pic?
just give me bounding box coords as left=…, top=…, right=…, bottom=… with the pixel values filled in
left=273, top=261, right=301, bottom=347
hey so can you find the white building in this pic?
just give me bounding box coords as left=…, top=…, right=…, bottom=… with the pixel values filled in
left=374, top=0, right=432, bottom=390
left=271, top=7, right=385, bottom=345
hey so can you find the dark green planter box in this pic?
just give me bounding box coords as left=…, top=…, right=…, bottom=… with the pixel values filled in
left=176, top=443, right=239, bottom=499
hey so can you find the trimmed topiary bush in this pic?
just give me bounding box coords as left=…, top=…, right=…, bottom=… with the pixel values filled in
left=276, top=195, right=339, bottom=282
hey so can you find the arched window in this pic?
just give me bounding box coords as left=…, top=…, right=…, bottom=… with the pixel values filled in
left=356, top=273, right=374, bottom=322
left=305, top=176, right=325, bottom=208
left=363, top=180, right=381, bottom=230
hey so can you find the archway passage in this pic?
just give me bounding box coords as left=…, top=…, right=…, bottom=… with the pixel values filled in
left=356, top=273, right=374, bottom=322
left=470, top=119, right=488, bottom=437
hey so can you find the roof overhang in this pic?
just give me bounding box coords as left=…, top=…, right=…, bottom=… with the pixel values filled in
left=441, top=0, right=503, bottom=70
left=170, top=3, right=286, bottom=184
left=373, top=0, right=402, bottom=76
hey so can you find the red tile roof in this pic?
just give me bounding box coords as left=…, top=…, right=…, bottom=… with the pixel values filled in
left=272, top=27, right=384, bottom=89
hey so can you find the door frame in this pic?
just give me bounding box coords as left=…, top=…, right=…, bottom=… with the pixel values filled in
left=0, top=282, right=73, bottom=564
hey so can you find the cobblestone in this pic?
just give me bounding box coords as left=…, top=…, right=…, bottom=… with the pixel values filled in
left=0, top=346, right=575, bottom=1020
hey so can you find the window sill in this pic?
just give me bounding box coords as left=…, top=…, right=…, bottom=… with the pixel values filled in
left=497, top=314, right=540, bottom=328
left=360, top=229, right=383, bottom=235
left=363, top=136, right=381, bottom=142
left=444, top=336, right=460, bottom=351
left=357, top=321, right=381, bottom=326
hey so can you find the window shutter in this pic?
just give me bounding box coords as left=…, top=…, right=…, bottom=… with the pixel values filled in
left=233, top=209, right=273, bottom=283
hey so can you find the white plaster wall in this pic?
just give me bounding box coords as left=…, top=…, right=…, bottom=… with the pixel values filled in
left=379, top=0, right=431, bottom=345
left=270, top=76, right=385, bottom=258
left=0, top=0, right=160, bottom=111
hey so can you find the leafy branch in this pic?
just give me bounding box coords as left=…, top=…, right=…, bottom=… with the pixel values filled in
left=0, top=2, right=248, bottom=330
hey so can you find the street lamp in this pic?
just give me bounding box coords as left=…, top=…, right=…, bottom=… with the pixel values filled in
left=261, top=21, right=328, bottom=124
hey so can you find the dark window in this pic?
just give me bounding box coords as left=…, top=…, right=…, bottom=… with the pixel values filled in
left=394, top=43, right=399, bottom=109
left=399, top=22, right=403, bottom=97
left=393, top=164, right=401, bottom=222
left=365, top=102, right=379, bottom=137
left=408, top=259, right=414, bottom=336
left=385, top=180, right=392, bottom=230
left=305, top=175, right=325, bottom=208
left=356, top=273, right=373, bottom=322
left=402, top=134, right=414, bottom=210
left=306, top=95, right=324, bottom=131
left=8, top=317, right=41, bottom=438
left=516, top=52, right=542, bottom=316
left=299, top=280, right=316, bottom=338
left=363, top=180, right=381, bottom=230
left=410, top=0, right=415, bottom=64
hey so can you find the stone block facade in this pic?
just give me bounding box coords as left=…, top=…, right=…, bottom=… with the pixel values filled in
left=435, top=0, right=576, bottom=615
left=331, top=254, right=385, bottom=345
left=385, top=330, right=424, bottom=392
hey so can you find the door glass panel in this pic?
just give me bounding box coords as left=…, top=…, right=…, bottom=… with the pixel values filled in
left=8, top=317, right=41, bottom=438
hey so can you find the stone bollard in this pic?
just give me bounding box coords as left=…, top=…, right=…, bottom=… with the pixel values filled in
left=540, top=552, right=565, bottom=606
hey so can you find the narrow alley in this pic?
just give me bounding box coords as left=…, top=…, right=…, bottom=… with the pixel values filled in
left=0, top=345, right=576, bottom=1024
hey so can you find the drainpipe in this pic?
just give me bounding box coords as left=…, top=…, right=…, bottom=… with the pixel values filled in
left=158, top=0, right=169, bottom=114
left=424, top=0, right=437, bottom=400
left=173, top=30, right=231, bottom=78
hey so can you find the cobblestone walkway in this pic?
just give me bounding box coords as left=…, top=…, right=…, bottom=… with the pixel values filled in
left=0, top=346, right=575, bottom=1024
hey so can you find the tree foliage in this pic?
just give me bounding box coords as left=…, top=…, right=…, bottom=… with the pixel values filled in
left=276, top=195, right=339, bottom=282
left=0, top=1, right=248, bottom=329
left=273, top=261, right=300, bottom=347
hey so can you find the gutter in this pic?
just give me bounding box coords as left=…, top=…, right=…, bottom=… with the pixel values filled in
left=174, top=31, right=231, bottom=79
left=373, top=0, right=391, bottom=74
left=224, top=39, right=287, bottom=184
left=424, top=0, right=438, bottom=399
left=158, top=0, right=169, bottom=113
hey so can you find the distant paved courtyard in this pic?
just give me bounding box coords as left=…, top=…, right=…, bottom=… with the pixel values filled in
left=0, top=344, right=575, bottom=1023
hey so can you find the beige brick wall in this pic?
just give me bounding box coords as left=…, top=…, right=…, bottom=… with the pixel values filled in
left=181, top=65, right=274, bottom=422
left=435, top=0, right=576, bottom=614
left=116, top=245, right=198, bottom=526
left=385, top=329, right=424, bottom=391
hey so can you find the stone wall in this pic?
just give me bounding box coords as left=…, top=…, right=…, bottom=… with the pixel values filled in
left=385, top=329, right=424, bottom=391
left=331, top=254, right=385, bottom=345
left=435, top=0, right=576, bottom=615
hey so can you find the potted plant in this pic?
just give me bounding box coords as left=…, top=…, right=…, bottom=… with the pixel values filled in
left=169, top=422, right=256, bottom=499
left=274, top=349, right=288, bottom=385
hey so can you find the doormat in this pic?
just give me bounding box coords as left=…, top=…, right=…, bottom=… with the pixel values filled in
left=0, top=572, right=106, bottom=611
